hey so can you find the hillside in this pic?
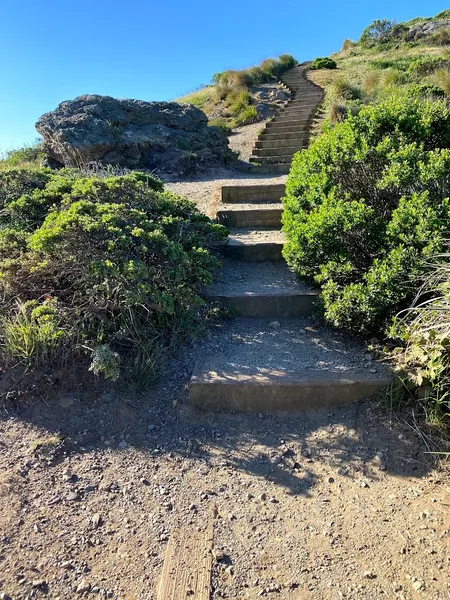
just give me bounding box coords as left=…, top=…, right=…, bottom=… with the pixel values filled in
left=308, top=10, right=450, bottom=131
left=176, top=54, right=297, bottom=130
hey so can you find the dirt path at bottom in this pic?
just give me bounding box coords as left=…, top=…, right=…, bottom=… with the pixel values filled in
left=0, top=345, right=449, bottom=600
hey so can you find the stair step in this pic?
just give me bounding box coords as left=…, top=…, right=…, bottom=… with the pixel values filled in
left=259, top=132, right=306, bottom=141
left=220, top=228, right=284, bottom=261
left=268, top=120, right=310, bottom=128
left=265, top=121, right=309, bottom=130
left=189, top=318, right=390, bottom=412
left=272, top=116, right=312, bottom=124
left=252, top=145, right=306, bottom=157
left=206, top=260, right=317, bottom=318
left=255, top=139, right=305, bottom=149
left=217, top=204, right=282, bottom=227
left=249, top=155, right=296, bottom=164
left=221, top=184, right=285, bottom=204
left=239, top=163, right=290, bottom=174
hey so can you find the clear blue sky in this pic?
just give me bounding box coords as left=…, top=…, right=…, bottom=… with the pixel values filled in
left=2, top=1, right=449, bottom=151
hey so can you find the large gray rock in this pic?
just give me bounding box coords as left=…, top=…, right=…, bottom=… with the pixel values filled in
left=36, top=95, right=234, bottom=175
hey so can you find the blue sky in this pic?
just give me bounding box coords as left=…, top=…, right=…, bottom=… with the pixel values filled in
left=2, top=1, right=450, bottom=151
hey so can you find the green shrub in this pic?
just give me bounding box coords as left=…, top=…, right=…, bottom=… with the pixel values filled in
left=0, top=169, right=227, bottom=380
left=407, top=56, right=447, bottom=76
left=310, top=57, right=337, bottom=70
left=283, top=97, right=450, bottom=334
left=0, top=142, right=43, bottom=169
left=435, top=9, right=450, bottom=20
left=359, top=19, right=407, bottom=48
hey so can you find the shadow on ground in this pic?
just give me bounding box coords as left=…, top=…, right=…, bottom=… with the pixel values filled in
left=0, top=351, right=432, bottom=498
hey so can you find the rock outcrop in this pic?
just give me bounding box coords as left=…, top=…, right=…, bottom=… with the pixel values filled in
left=36, top=95, right=234, bottom=175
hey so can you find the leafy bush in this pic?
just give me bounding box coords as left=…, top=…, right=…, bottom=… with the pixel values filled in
left=435, top=9, right=450, bottom=20
left=283, top=97, right=450, bottom=334
left=0, top=141, right=43, bottom=169
left=407, top=56, right=447, bottom=75
left=310, top=57, right=337, bottom=70
left=359, top=19, right=407, bottom=48
left=0, top=169, right=227, bottom=382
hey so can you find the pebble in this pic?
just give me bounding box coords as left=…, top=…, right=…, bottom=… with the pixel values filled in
left=0, top=593, right=12, bottom=600
left=268, top=321, right=281, bottom=329
left=298, top=328, right=307, bottom=335
left=259, top=493, right=267, bottom=501
left=327, top=476, right=335, bottom=484
left=363, top=571, right=376, bottom=579
left=32, top=580, right=47, bottom=588
left=92, top=513, right=102, bottom=528
left=369, top=367, right=377, bottom=374
left=76, top=580, right=91, bottom=593
left=412, top=580, right=424, bottom=591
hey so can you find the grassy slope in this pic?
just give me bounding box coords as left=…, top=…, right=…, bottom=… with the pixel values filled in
left=308, top=12, right=450, bottom=130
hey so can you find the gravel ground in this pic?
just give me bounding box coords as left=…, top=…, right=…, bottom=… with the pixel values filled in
left=227, top=227, right=285, bottom=244
left=194, top=318, right=388, bottom=378
left=164, top=121, right=287, bottom=217
left=165, top=168, right=287, bottom=218
left=1, top=349, right=449, bottom=600
left=207, top=260, right=310, bottom=295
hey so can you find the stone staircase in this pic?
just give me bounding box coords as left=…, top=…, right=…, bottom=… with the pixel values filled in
left=188, top=65, right=390, bottom=412
left=246, top=63, right=324, bottom=173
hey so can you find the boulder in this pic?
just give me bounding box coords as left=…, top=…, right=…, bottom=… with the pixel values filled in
left=36, top=95, right=235, bottom=175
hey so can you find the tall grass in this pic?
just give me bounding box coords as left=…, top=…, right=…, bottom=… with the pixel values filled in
left=392, top=254, right=450, bottom=433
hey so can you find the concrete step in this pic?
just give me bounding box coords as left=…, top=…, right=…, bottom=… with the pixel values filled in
left=189, top=318, right=390, bottom=412
left=255, top=138, right=305, bottom=149
left=252, top=145, right=306, bottom=157
left=221, top=184, right=285, bottom=204
left=220, top=228, right=284, bottom=261
left=216, top=204, right=282, bottom=227
left=206, top=260, right=318, bottom=318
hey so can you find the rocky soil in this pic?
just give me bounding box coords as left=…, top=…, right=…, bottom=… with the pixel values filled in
left=0, top=329, right=449, bottom=600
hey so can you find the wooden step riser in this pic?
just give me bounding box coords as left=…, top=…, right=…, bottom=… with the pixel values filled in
left=256, top=128, right=309, bottom=143
left=265, top=121, right=311, bottom=129
left=222, top=242, right=283, bottom=261
left=207, top=292, right=318, bottom=318
left=249, top=156, right=295, bottom=164
left=240, top=164, right=290, bottom=174
left=253, top=146, right=306, bottom=156
left=255, top=139, right=306, bottom=149
left=217, top=209, right=282, bottom=228
left=190, top=376, right=390, bottom=412
left=221, top=184, right=284, bottom=204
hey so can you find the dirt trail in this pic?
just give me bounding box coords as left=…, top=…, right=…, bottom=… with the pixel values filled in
left=0, top=348, right=449, bottom=599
